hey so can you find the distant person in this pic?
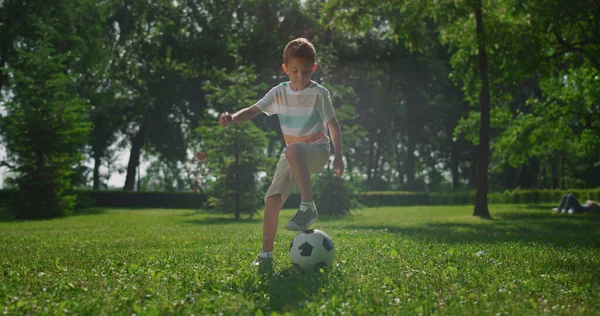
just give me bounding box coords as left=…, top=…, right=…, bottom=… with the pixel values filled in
left=553, top=193, right=600, bottom=214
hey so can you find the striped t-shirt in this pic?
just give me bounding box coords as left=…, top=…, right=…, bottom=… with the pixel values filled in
left=254, top=81, right=336, bottom=145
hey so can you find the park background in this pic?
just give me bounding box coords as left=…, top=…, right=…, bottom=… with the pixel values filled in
left=0, top=0, right=599, bottom=314
left=0, top=0, right=599, bottom=219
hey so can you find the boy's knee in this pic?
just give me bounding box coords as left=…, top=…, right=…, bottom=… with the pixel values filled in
left=285, top=144, right=302, bottom=161
left=265, top=194, right=282, bottom=205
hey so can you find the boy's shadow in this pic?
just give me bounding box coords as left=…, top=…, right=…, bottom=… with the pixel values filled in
left=254, top=265, right=331, bottom=312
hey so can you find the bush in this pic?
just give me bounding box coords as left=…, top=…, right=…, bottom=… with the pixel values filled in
left=360, top=189, right=600, bottom=206
left=359, top=191, right=429, bottom=207
left=1, top=188, right=597, bottom=213
left=313, top=171, right=361, bottom=216
left=75, top=191, right=207, bottom=209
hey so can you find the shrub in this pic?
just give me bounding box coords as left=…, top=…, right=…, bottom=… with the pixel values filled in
left=313, top=170, right=362, bottom=216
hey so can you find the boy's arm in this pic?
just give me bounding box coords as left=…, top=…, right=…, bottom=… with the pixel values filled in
left=219, top=106, right=261, bottom=127
left=327, top=116, right=344, bottom=177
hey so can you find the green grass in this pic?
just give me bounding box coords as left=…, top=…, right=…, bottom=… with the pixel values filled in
left=1, top=205, right=599, bottom=315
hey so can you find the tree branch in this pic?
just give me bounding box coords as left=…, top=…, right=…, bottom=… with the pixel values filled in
left=551, top=32, right=600, bottom=72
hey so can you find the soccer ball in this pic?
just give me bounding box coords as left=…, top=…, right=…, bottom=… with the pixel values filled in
left=289, top=229, right=335, bottom=272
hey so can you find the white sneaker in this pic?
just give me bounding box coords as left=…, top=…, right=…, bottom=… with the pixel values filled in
left=251, top=253, right=273, bottom=267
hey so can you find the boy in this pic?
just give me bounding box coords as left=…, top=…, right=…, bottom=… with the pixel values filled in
left=218, top=38, right=344, bottom=266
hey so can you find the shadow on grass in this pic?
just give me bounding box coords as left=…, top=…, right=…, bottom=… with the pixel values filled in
left=0, top=206, right=111, bottom=222
left=253, top=265, right=331, bottom=312
left=342, top=210, right=600, bottom=248
left=181, top=210, right=353, bottom=225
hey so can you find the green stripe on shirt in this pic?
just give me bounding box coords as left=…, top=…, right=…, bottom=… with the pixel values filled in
left=278, top=113, right=322, bottom=129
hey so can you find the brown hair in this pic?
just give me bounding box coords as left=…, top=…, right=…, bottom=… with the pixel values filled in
left=283, top=38, right=316, bottom=65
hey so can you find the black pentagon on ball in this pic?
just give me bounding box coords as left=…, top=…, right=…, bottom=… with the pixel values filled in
left=322, top=237, right=334, bottom=251
left=298, top=241, right=313, bottom=256
left=302, top=229, right=316, bottom=234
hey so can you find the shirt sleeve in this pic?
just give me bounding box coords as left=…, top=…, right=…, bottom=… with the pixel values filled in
left=253, top=86, right=278, bottom=116
left=319, top=87, right=336, bottom=122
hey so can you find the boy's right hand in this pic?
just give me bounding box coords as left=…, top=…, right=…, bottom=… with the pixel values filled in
left=219, top=112, right=234, bottom=127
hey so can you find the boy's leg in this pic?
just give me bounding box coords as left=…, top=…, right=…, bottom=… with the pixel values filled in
left=253, top=154, right=294, bottom=266
left=252, top=194, right=284, bottom=266
left=284, top=142, right=330, bottom=231
left=262, top=194, right=283, bottom=252
left=285, top=144, right=312, bottom=202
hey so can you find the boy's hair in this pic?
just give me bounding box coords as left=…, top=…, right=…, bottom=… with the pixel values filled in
left=283, top=38, right=316, bottom=65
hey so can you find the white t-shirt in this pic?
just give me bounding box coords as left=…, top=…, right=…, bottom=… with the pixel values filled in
left=254, top=81, right=335, bottom=144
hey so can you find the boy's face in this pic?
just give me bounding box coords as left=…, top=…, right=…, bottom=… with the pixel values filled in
left=282, top=58, right=317, bottom=88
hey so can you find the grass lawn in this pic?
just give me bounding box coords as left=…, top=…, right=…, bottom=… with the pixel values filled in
left=1, top=205, right=599, bottom=315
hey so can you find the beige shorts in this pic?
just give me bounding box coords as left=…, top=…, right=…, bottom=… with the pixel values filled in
left=264, top=138, right=330, bottom=204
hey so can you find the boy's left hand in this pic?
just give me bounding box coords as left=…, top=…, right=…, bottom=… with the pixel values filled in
left=333, top=156, right=344, bottom=177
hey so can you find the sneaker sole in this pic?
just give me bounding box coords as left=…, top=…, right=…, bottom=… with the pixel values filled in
left=284, top=217, right=318, bottom=231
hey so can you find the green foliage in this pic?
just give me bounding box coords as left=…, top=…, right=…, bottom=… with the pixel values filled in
left=360, top=191, right=432, bottom=206
left=0, top=30, right=91, bottom=219
left=313, top=169, right=361, bottom=216
left=2, top=206, right=600, bottom=313
left=199, top=65, right=275, bottom=219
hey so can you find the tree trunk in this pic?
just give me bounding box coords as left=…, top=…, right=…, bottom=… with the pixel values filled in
left=469, top=149, right=477, bottom=188
left=406, top=135, right=416, bottom=191
left=366, top=134, right=377, bottom=186
left=124, top=121, right=148, bottom=191
left=560, top=152, right=566, bottom=189
left=450, top=141, right=460, bottom=190
left=473, top=0, right=492, bottom=218
left=395, top=140, right=403, bottom=188
left=346, top=149, right=354, bottom=181
left=267, top=137, right=275, bottom=157
left=93, top=150, right=101, bottom=190
left=372, top=129, right=385, bottom=186
left=234, top=127, right=240, bottom=219
left=551, top=152, right=559, bottom=189
left=0, top=54, right=6, bottom=93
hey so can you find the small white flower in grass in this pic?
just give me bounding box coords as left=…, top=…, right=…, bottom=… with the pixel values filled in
left=476, top=250, right=485, bottom=257
left=38, top=272, right=45, bottom=277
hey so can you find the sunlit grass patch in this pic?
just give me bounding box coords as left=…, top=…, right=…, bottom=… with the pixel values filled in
left=1, top=205, right=599, bottom=314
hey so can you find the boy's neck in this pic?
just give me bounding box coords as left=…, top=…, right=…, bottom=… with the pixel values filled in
left=289, top=81, right=312, bottom=91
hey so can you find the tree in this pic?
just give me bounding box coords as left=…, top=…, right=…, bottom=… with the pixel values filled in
left=199, top=65, right=275, bottom=219
left=324, top=0, right=536, bottom=216
left=0, top=29, right=91, bottom=218
left=471, top=0, right=491, bottom=217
